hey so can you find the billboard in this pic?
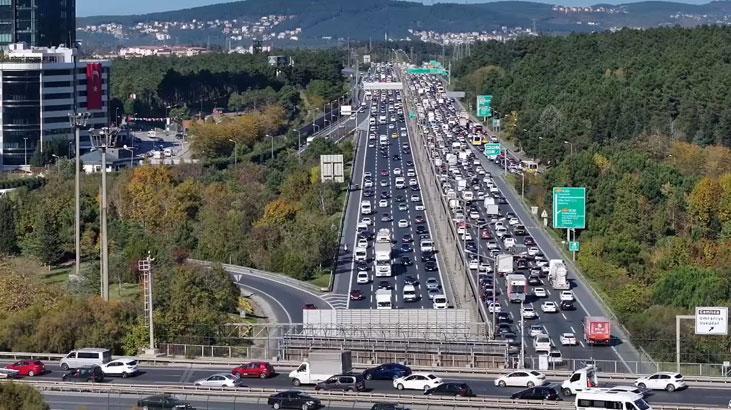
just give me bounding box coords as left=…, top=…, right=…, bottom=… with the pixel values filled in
left=320, top=154, right=344, bottom=183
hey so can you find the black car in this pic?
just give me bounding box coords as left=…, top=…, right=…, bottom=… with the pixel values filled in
left=362, top=363, right=411, bottom=380
left=357, top=261, right=370, bottom=271
left=516, top=259, right=528, bottom=269
left=400, top=243, right=413, bottom=253
left=414, top=215, right=425, bottom=224
left=392, top=155, right=401, bottom=161
left=137, top=394, right=195, bottom=409
left=315, top=373, right=366, bottom=392
left=402, top=234, right=413, bottom=243
left=510, top=386, right=561, bottom=401
left=363, top=190, right=374, bottom=198
left=424, top=382, right=474, bottom=397
left=423, top=261, right=438, bottom=272
left=380, top=191, right=391, bottom=199
left=404, top=275, right=418, bottom=285
left=524, top=236, right=536, bottom=246
left=267, top=391, right=321, bottom=409
left=395, top=195, right=405, bottom=202
left=406, top=161, right=414, bottom=167
left=370, top=403, right=409, bottom=410
left=497, top=312, right=511, bottom=322
left=62, top=365, right=104, bottom=382
left=421, top=252, right=436, bottom=262
left=378, top=280, right=392, bottom=290
left=528, top=275, right=542, bottom=286
left=513, top=225, right=527, bottom=236
left=400, top=256, right=413, bottom=266
left=560, top=300, right=576, bottom=311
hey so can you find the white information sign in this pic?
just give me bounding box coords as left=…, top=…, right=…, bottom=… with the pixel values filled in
left=496, top=254, right=514, bottom=274
left=695, top=307, right=728, bottom=335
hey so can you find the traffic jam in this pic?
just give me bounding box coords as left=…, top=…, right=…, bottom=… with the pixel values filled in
left=402, top=72, right=612, bottom=364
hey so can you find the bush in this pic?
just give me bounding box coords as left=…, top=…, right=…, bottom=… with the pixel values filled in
left=0, top=383, right=48, bottom=410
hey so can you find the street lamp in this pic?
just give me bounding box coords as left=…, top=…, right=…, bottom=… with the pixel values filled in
left=266, top=134, right=274, bottom=161
left=90, top=127, right=118, bottom=302
left=122, top=145, right=135, bottom=168
left=563, top=140, right=574, bottom=156
left=51, top=154, right=60, bottom=172
left=69, top=112, right=90, bottom=279
left=228, top=138, right=237, bottom=166
left=323, top=104, right=328, bottom=127
left=23, top=137, right=28, bottom=166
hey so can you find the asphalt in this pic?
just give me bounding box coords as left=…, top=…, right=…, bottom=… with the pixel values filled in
left=12, top=362, right=729, bottom=409
left=333, top=73, right=450, bottom=310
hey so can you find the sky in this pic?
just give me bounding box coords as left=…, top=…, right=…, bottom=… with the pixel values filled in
left=77, top=0, right=713, bottom=17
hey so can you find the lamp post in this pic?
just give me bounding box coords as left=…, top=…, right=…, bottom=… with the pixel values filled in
left=323, top=104, right=328, bottom=127
left=297, top=129, right=302, bottom=152
left=23, top=138, right=28, bottom=166
left=69, top=112, right=90, bottom=279
left=519, top=299, right=525, bottom=368
left=90, top=127, right=117, bottom=302
left=563, top=140, right=574, bottom=156
left=122, top=145, right=135, bottom=168
left=51, top=154, right=60, bottom=172
left=228, top=139, right=237, bottom=166
left=266, top=134, right=274, bottom=161
left=537, top=135, right=543, bottom=162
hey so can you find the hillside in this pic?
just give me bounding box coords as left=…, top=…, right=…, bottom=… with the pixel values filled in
left=76, top=0, right=731, bottom=48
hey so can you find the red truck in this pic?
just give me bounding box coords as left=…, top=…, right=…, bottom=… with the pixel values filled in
left=584, top=316, right=611, bottom=345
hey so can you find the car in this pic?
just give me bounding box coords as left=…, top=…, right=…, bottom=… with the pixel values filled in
left=533, top=287, right=547, bottom=298
left=410, top=194, right=421, bottom=202
left=100, top=357, right=139, bottom=378
left=393, top=372, right=443, bottom=391
left=521, top=306, right=537, bottom=319
left=424, top=382, right=474, bottom=397
left=350, top=289, right=365, bottom=301
left=137, top=394, right=195, bottom=409
left=357, top=261, right=370, bottom=272
left=560, top=300, right=576, bottom=311
left=404, top=275, right=418, bottom=286
left=62, top=365, right=104, bottom=383
left=496, top=312, right=511, bottom=322
left=363, top=363, right=411, bottom=380
left=559, top=291, right=575, bottom=301
left=357, top=238, right=369, bottom=249
left=541, top=301, right=558, bottom=313
left=400, top=256, right=413, bottom=266
left=393, top=168, right=402, bottom=175
left=361, top=217, right=372, bottom=226
left=0, top=369, right=20, bottom=379
left=381, top=214, right=393, bottom=223
left=370, top=403, right=410, bottom=410
left=508, top=217, right=520, bottom=226
left=380, top=191, right=391, bottom=199
left=414, top=215, right=425, bottom=224
left=5, top=360, right=45, bottom=377
left=378, top=280, right=392, bottom=290
left=357, top=271, right=370, bottom=284
left=528, top=275, right=542, bottom=286
left=494, top=370, right=546, bottom=388
left=634, top=372, right=687, bottom=392
left=427, top=288, right=440, bottom=300
left=503, top=237, right=516, bottom=248
left=510, top=386, right=561, bottom=401
left=487, top=302, right=501, bottom=313
left=232, top=361, right=275, bottom=379
left=560, top=333, right=577, bottom=346
left=193, top=373, right=244, bottom=387
left=400, top=243, right=413, bottom=252
left=423, top=260, right=438, bottom=272
left=315, top=373, right=366, bottom=392
left=425, top=277, right=440, bottom=290
left=398, top=203, right=408, bottom=211
left=267, top=391, right=321, bottom=409
left=527, top=246, right=540, bottom=256
left=606, top=385, right=649, bottom=396
left=398, top=219, right=409, bottom=228
left=302, top=303, right=317, bottom=310
left=402, top=234, right=413, bottom=243
left=529, top=324, right=547, bottom=338
left=421, top=251, right=436, bottom=262
left=379, top=199, right=389, bottom=208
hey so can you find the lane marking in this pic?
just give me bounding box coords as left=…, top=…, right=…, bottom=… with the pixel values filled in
left=236, top=283, right=293, bottom=324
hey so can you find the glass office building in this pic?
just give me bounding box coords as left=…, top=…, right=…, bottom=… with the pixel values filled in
left=0, top=0, right=76, bottom=47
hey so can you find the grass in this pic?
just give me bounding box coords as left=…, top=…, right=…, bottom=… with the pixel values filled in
left=308, top=273, right=331, bottom=289
left=109, top=283, right=140, bottom=301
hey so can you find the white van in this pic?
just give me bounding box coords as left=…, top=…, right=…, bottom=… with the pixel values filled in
left=395, top=177, right=405, bottom=189
left=360, top=200, right=372, bottom=215
left=575, top=390, right=651, bottom=410
left=60, top=348, right=112, bottom=370
left=402, top=284, right=418, bottom=302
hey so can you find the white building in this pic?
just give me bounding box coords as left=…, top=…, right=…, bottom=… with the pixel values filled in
left=0, top=43, right=110, bottom=169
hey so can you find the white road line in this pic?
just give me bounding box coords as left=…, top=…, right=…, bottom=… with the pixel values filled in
left=236, top=283, right=293, bottom=324
left=346, top=125, right=370, bottom=309
left=570, top=326, right=576, bottom=333
left=561, top=313, right=567, bottom=320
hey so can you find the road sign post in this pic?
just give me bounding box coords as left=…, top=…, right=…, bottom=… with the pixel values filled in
left=476, top=95, right=492, bottom=120
left=676, top=307, right=728, bottom=372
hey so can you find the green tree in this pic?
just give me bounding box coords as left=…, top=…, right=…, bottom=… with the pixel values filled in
left=0, top=196, right=18, bottom=254
left=653, top=266, right=730, bottom=309
left=0, top=383, right=48, bottom=410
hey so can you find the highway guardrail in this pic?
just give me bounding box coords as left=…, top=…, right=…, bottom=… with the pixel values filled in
left=9, top=380, right=726, bottom=410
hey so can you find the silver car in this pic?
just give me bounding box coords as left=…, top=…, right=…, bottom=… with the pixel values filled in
left=425, top=277, right=440, bottom=290
left=193, top=373, right=244, bottom=387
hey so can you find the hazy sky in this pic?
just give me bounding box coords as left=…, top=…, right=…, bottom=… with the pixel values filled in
left=78, top=0, right=713, bottom=17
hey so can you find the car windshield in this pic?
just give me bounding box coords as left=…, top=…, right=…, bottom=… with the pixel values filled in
left=635, top=399, right=651, bottom=410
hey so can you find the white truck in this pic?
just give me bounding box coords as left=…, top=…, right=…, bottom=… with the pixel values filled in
left=561, top=365, right=599, bottom=396
left=506, top=274, right=527, bottom=303
left=374, top=228, right=392, bottom=277
left=375, top=288, right=393, bottom=309
left=548, top=259, right=570, bottom=290
left=289, top=351, right=353, bottom=386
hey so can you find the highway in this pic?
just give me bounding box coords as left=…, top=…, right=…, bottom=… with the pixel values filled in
left=5, top=361, right=729, bottom=409
left=400, top=73, right=638, bottom=368
left=334, top=63, right=450, bottom=309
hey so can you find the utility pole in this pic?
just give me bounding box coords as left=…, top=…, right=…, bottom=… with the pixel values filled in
left=90, top=127, right=117, bottom=301
left=266, top=134, right=273, bottom=161
left=228, top=139, right=237, bottom=166
left=23, top=138, right=28, bottom=166
left=139, top=253, right=158, bottom=356
left=519, top=299, right=525, bottom=368
left=69, top=112, right=90, bottom=279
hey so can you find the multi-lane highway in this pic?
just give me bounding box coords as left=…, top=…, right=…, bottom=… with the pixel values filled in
left=400, top=72, right=642, bottom=369
left=333, top=64, right=449, bottom=310
left=7, top=360, right=729, bottom=409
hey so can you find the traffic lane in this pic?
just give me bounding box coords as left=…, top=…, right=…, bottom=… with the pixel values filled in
left=30, top=364, right=731, bottom=408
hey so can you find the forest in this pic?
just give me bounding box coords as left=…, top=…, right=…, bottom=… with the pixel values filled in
left=453, top=26, right=731, bottom=362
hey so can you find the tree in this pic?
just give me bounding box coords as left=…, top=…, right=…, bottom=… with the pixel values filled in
left=653, top=266, right=730, bottom=309
left=0, top=196, right=18, bottom=255
left=687, top=177, right=722, bottom=236
left=20, top=204, right=64, bottom=265
left=0, top=383, right=48, bottom=410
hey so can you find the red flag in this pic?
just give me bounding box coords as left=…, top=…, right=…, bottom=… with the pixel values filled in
left=86, top=63, right=103, bottom=110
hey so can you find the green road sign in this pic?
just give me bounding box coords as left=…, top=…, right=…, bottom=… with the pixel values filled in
left=569, top=241, right=580, bottom=252
left=553, top=187, right=587, bottom=229
left=492, top=118, right=501, bottom=128
left=477, top=95, right=492, bottom=117
left=484, top=143, right=501, bottom=158
left=407, top=67, right=448, bottom=76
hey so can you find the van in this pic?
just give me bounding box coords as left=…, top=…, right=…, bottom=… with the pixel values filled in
left=420, top=239, right=434, bottom=253
left=354, top=247, right=367, bottom=262
left=575, top=390, right=651, bottom=410
left=360, top=200, right=372, bottom=215
left=402, top=284, right=418, bottom=302
left=60, top=348, right=112, bottom=370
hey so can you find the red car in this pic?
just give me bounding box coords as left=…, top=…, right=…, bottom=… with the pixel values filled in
left=232, top=361, right=275, bottom=378
left=350, top=289, right=364, bottom=301
left=6, top=360, right=45, bottom=377
left=480, top=229, right=492, bottom=240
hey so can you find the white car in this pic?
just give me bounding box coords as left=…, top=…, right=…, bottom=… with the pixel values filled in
left=527, top=246, right=540, bottom=256
left=469, top=211, right=480, bottom=219
left=415, top=204, right=425, bottom=211
left=393, top=168, right=402, bottom=175
left=541, top=301, right=558, bottom=313
left=508, top=217, right=520, bottom=226
left=478, top=262, right=491, bottom=272
left=398, top=219, right=409, bottom=228
left=361, top=217, right=372, bottom=226
left=487, top=302, right=502, bottom=313
left=462, top=232, right=472, bottom=241
left=100, top=358, right=139, bottom=378
left=486, top=241, right=498, bottom=249
left=503, top=237, right=516, bottom=248
left=635, top=372, right=686, bottom=392
left=533, top=287, right=547, bottom=297
left=356, top=271, right=370, bottom=284
left=521, top=306, right=537, bottom=319
left=410, top=194, right=421, bottom=202
left=357, top=238, right=368, bottom=249
left=193, top=373, right=243, bottom=387
left=379, top=199, right=389, bottom=208
left=468, top=259, right=479, bottom=270
left=560, top=333, right=577, bottom=346
left=393, top=372, right=443, bottom=391
left=407, top=169, right=416, bottom=177
left=560, top=291, right=575, bottom=301
left=494, top=370, right=546, bottom=388
left=529, top=324, right=547, bottom=338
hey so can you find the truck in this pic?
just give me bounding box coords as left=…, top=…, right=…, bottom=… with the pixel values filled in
left=584, top=316, right=611, bottom=345
left=374, top=228, right=392, bottom=277
left=375, top=288, right=393, bottom=309
left=506, top=274, right=527, bottom=303
left=548, top=259, right=570, bottom=290
left=289, top=351, right=353, bottom=386
left=560, top=365, right=598, bottom=396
